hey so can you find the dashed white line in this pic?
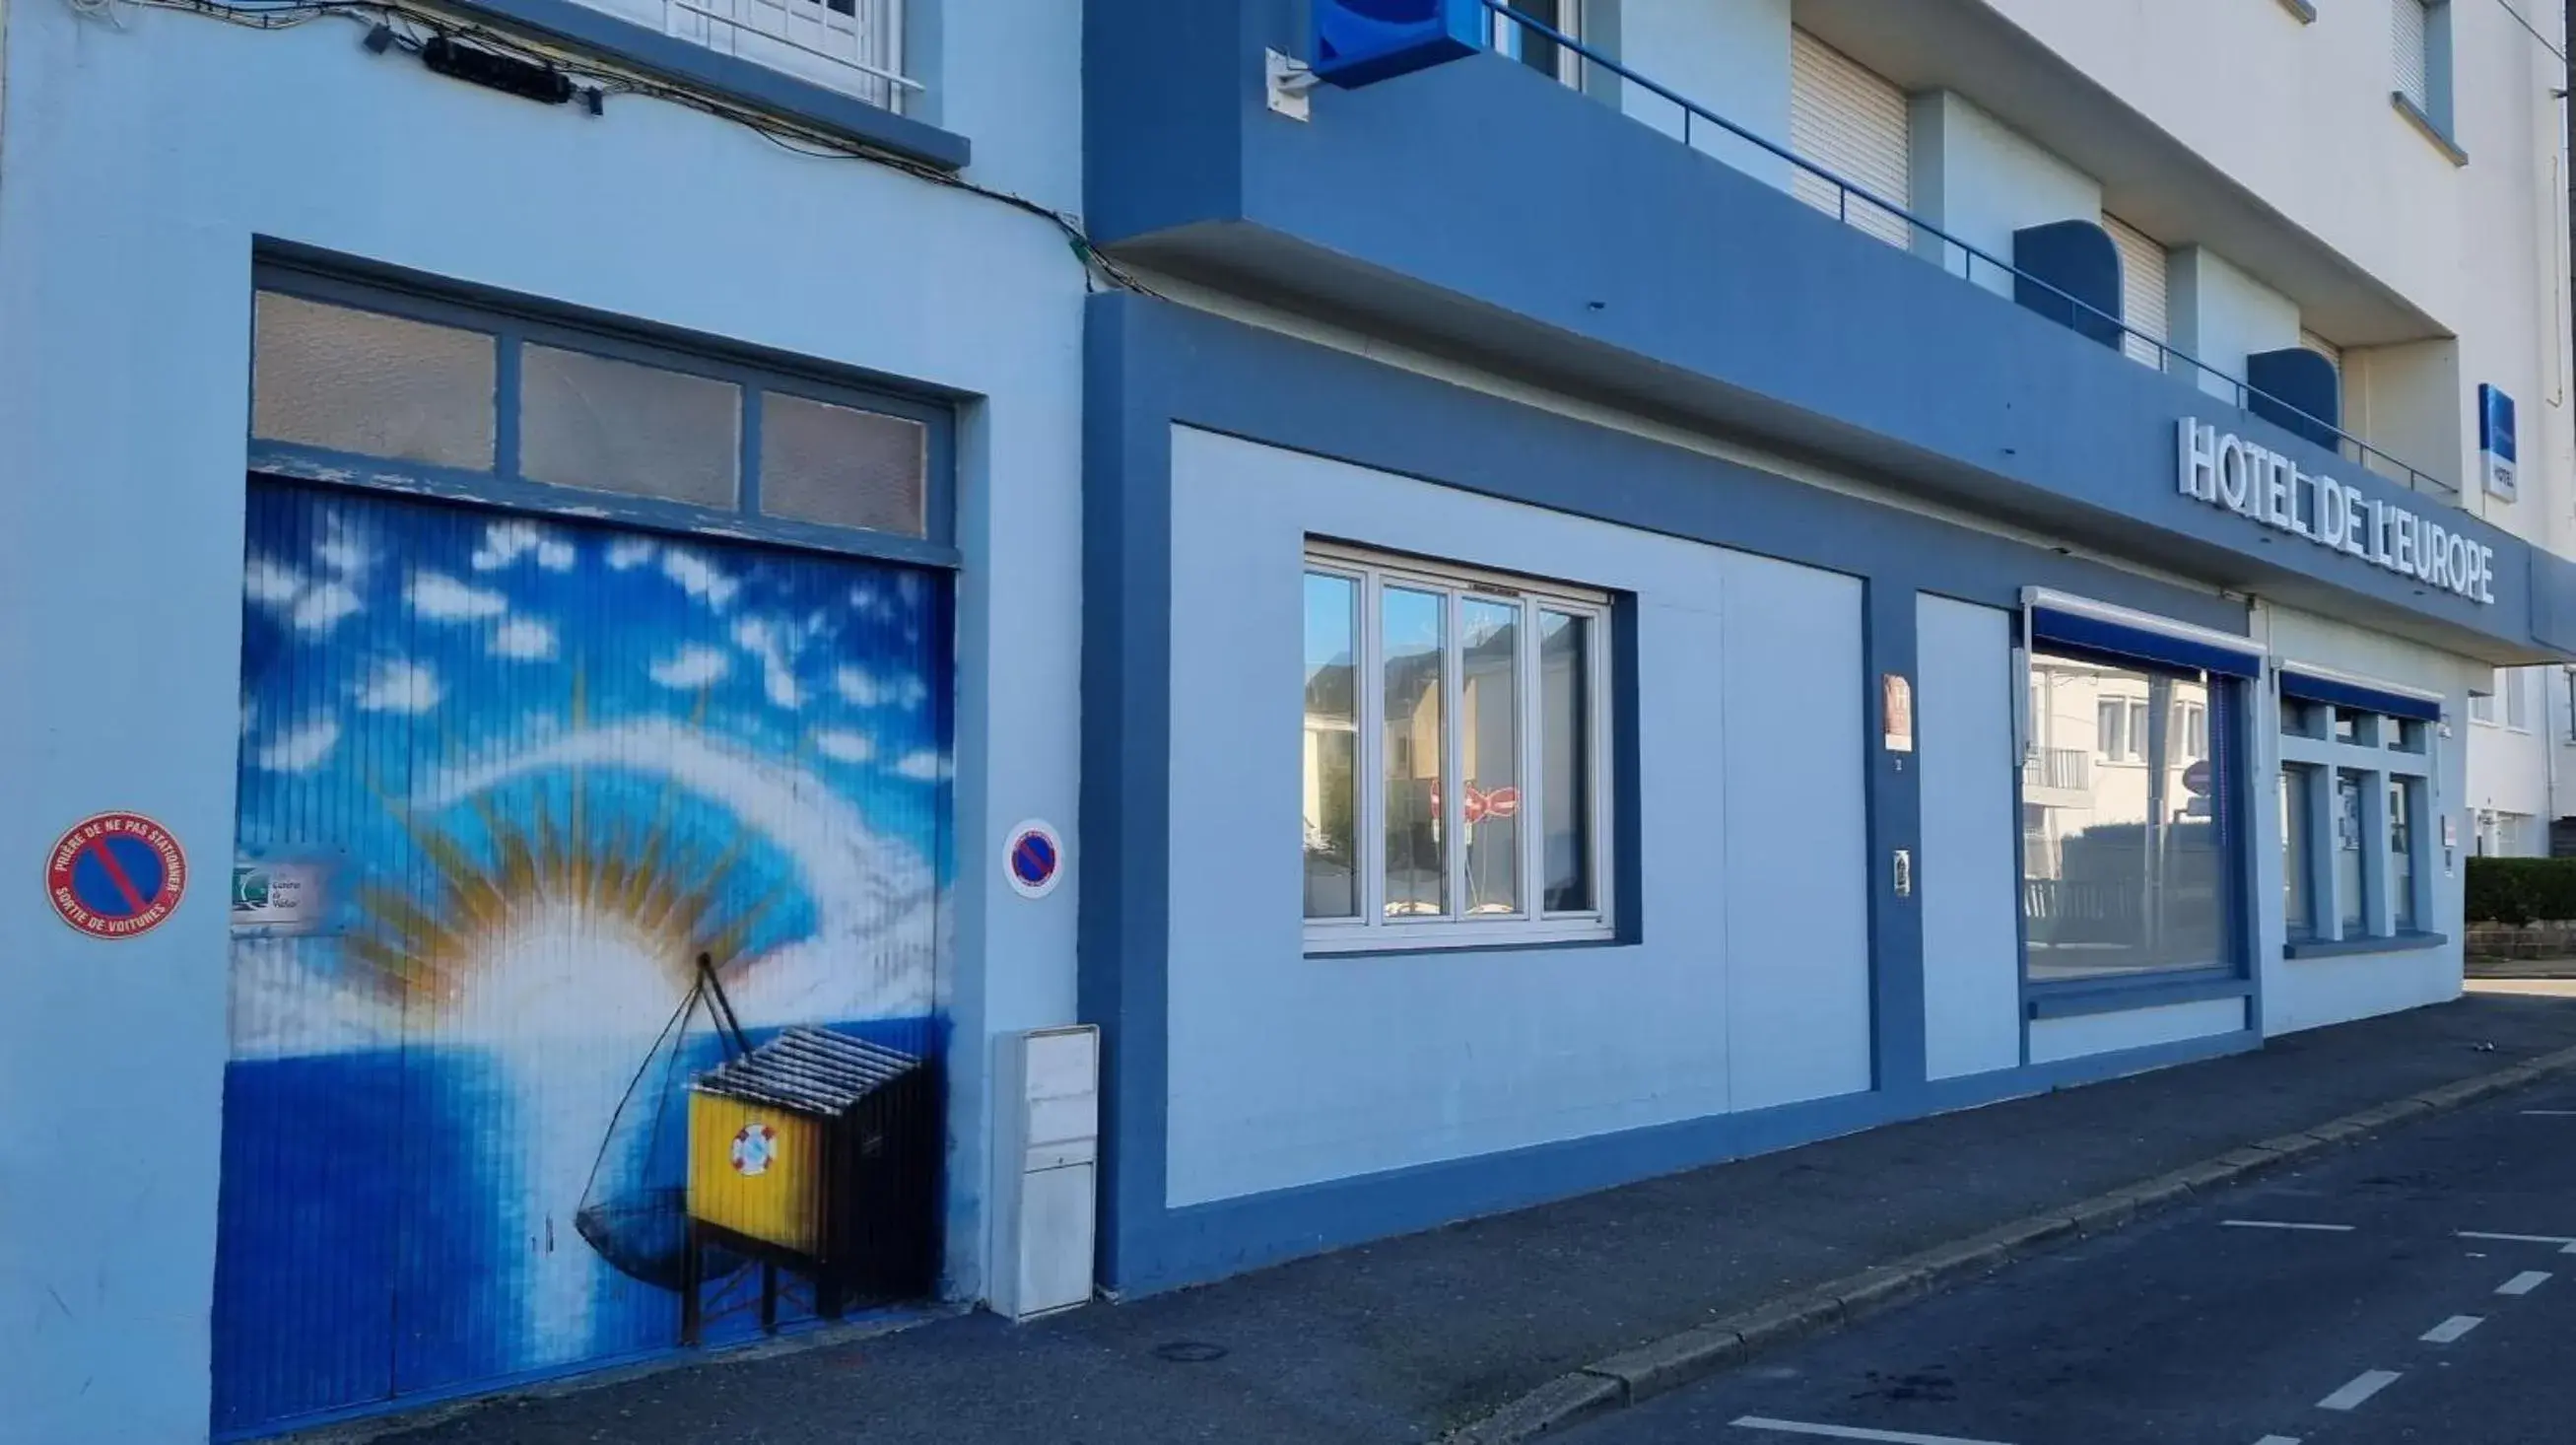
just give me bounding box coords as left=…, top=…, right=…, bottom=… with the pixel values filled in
left=2458, top=1230, right=2576, bottom=1246
left=2221, top=1219, right=2354, bottom=1233
left=2497, top=1271, right=2552, bottom=1296
left=2316, top=1370, right=2402, bottom=1411
left=2420, top=1314, right=2485, bottom=1343
left=2253, top=1436, right=2303, bottom=1445
left=2519, top=1109, right=2576, bottom=1116
left=1729, top=1417, right=2018, bottom=1445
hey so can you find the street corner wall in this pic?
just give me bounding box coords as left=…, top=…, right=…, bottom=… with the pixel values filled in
left=2257, top=602, right=2476, bottom=1036
left=1156, top=426, right=1872, bottom=1210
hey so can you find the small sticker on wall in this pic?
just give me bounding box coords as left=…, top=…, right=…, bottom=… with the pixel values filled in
left=1005, top=820, right=1064, bottom=900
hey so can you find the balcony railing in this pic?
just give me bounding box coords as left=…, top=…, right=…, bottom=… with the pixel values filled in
left=1484, top=3, right=2461, bottom=504
left=2023, top=746, right=2091, bottom=793
left=657, top=0, right=918, bottom=111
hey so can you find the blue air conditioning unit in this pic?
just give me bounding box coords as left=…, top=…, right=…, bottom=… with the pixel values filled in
left=1313, top=0, right=1485, bottom=87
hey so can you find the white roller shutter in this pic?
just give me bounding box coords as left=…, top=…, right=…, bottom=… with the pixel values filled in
left=1790, top=28, right=1911, bottom=248
left=2103, top=214, right=2167, bottom=371
left=2300, top=327, right=2342, bottom=371
left=2393, top=0, right=2431, bottom=111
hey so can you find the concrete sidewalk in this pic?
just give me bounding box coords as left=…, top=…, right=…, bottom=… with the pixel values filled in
left=363, top=994, right=2576, bottom=1445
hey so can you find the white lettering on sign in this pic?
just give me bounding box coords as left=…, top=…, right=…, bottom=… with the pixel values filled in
left=2178, top=419, right=2494, bottom=605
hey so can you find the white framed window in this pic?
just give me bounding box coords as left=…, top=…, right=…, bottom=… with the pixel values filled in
left=1493, top=0, right=1586, bottom=88
left=2505, top=666, right=2534, bottom=731
left=1302, top=544, right=1614, bottom=951
left=2470, top=670, right=2500, bottom=725
left=2095, top=695, right=2150, bottom=764
left=644, top=0, right=915, bottom=110
left=2278, top=681, right=2437, bottom=944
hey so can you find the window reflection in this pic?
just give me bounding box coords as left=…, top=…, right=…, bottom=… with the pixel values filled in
left=2023, top=651, right=2230, bottom=981
left=1302, top=573, right=1359, bottom=919
left=1461, top=599, right=1521, bottom=915
left=1383, top=587, right=1447, bottom=918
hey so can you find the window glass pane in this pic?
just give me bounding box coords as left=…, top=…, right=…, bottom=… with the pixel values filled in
left=2279, top=697, right=2314, bottom=736
left=2387, top=719, right=2423, bottom=753
left=252, top=292, right=497, bottom=470
left=2282, top=767, right=2313, bottom=941
left=1540, top=610, right=1593, bottom=914
left=1383, top=586, right=1448, bottom=918
left=2390, top=780, right=2416, bottom=932
left=760, top=392, right=928, bottom=536
left=520, top=344, right=740, bottom=508
left=2096, top=699, right=2126, bottom=761
left=2336, top=769, right=2368, bottom=935
left=1461, top=599, right=1522, bottom=916
left=2023, top=654, right=2228, bottom=981
left=2333, top=708, right=2359, bottom=743
left=1303, top=574, right=1360, bottom=920
left=2506, top=667, right=2533, bottom=728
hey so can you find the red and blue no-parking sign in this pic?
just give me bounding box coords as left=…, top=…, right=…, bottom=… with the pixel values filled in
left=1004, top=819, right=1063, bottom=900
left=46, top=811, right=188, bottom=939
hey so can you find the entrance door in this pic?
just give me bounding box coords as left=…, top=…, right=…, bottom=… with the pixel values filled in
left=212, top=481, right=951, bottom=1436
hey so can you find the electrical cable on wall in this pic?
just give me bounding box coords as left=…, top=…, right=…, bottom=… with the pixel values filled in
left=58, top=0, right=1159, bottom=297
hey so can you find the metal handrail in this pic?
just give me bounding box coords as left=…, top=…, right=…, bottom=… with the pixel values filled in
left=1481, top=2, right=2460, bottom=502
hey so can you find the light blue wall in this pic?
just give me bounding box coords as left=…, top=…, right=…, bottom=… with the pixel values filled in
left=1161, top=427, right=1870, bottom=1204
left=1612, top=0, right=1795, bottom=189
left=1916, top=594, right=2024, bottom=1081
left=1907, top=90, right=2103, bottom=296
left=0, top=4, right=1084, bottom=1437
left=2169, top=245, right=2303, bottom=405
left=2028, top=996, right=2248, bottom=1063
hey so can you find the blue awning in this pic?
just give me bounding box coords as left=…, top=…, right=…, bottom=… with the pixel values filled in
left=2029, top=605, right=2262, bottom=679
left=2278, top=669, right=2443, bottom=722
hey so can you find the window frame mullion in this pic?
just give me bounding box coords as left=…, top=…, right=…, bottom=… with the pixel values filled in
left=1443, top=587, right=1468, bottom=921
left=1358, top=568, right=1387, bottom=934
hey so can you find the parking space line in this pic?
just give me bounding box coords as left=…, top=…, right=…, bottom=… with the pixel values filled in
left=2221, top=1220, right=2353, bottom=1233
left=2498, top=1271, right=2552, bottom=1296
left=2457, top=1231, right=2576, bottom=1246
left=2317, top=1370, right=2402, bottom=1411
left=2420, top=1315, right=2484, bottom=1343
left=1729, top=1416, right=2018, bottom=1445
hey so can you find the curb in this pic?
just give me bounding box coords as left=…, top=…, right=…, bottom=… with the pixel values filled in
left=1443, top=1043, right=2576, bottom=1444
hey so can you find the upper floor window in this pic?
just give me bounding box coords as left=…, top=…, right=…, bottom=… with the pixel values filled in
left=1492, top=0, right=1585, bottom=88
left=1788, top=29, right=1912, bottom=249
left=2104, top=215, right=2169, bottom=372
left=1302, top=545, right=1614, bottom=951
left=631, top=0, right=915, bottom=109
left=2391, top=0, right=2460, bottom=153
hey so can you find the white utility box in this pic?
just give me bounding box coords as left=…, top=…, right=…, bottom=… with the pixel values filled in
left=989, top=1024, right=1099, bottom=1321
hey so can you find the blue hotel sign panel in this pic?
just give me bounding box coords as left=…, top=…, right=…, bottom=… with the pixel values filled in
left=2177, top=418, right=2496, bottom=605
left=1312, top=0, right=1486, bottom=86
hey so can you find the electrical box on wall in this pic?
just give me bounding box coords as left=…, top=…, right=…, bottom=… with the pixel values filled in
left=989, top=1025, right=1100, bottom=1321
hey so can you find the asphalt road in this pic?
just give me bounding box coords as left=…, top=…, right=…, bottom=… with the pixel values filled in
left=1559, top=1079, right=2576, bottom=1445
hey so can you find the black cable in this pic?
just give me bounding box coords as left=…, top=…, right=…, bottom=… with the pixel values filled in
left=96, top=0, right=1161, bottom=295
left=2487, top=0, right=2568, bottom=70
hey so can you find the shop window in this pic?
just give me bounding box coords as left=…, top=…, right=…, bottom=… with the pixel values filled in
left=2023, top=648, right=2238, bottom=983
left=1302, top=546, right=1612, bottom=951
left=2277, top=670, right=2439, bottom=948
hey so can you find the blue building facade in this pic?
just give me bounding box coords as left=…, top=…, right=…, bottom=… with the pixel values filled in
left=3, top=0, right=2572, bottom=1437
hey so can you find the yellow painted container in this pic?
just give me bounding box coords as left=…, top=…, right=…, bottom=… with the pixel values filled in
left=687, top=1089, right=825, bottom=1256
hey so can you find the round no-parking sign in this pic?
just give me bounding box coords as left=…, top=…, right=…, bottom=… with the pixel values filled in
left=1005, top=819, right=1063, bottom=900
left=46, top=811, right=188, bottom=939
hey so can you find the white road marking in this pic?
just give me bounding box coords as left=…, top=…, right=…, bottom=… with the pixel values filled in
left=2520, top=1109, right=2576, bottom=1116
left=2420, top=1315, right=2484, bottom=1343
left=2316, top=1370, right=2402, bottom=1411
left=2498, top=1271, right=2552, bottom=1296
left=1729, top=1417, right=2019, bottom=1445
left=2253, top=1436, right=2303, bottom=1445
left=2457, top=1230, right=2576, bottom=1246
left=2221, top=1219, right=2353, bottom=1233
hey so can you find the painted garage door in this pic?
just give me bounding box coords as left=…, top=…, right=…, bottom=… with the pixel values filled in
left=212, top=480, right=952, bottom=1436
